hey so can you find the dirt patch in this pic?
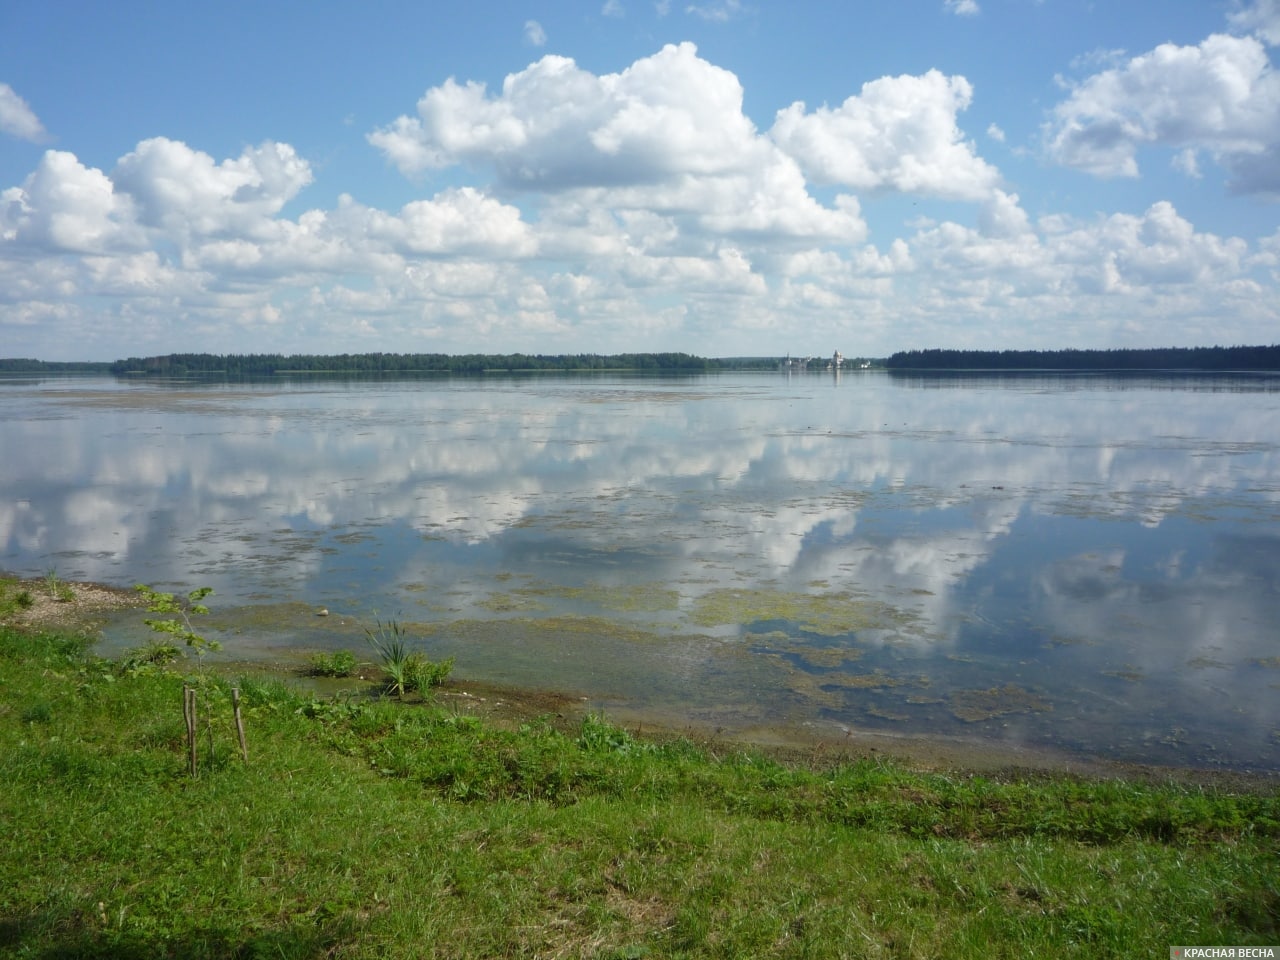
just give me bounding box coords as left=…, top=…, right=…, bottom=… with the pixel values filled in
left=1, top=575, right=144, bottom=633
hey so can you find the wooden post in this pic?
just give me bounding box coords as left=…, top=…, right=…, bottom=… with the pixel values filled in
left=232, top=687, right=248, bottom=763
left=183, top=685, right=198, bottom=777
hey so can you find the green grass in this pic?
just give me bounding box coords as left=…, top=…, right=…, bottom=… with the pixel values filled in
left=0, top=623, right=1276, bottom=958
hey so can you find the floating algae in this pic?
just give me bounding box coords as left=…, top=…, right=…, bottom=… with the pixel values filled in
left=1102, top=667, right=1144, bottom=683
left=476, top=591, right=550, bottom=613
left=691, top=587, right=923, bottom=637
left=949, top=684, right=1051, bottom=723
left=775, top=662, right=909, bottom=710
left=746, top=631, right=865, bottom=669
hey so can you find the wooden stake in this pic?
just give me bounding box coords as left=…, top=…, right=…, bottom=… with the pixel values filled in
left=183, top=685, right=197, bottom=777
left=232, top=687, right=248, bottom=762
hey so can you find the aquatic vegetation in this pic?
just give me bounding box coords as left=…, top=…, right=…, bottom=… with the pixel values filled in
left=691, top=587, right=922, bottom=637
left=950, top=684, right=1051, bottom=723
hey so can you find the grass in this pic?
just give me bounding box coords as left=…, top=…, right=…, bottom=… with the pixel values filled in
left=0, top=577, right=37, bottom=618
left=0, top=622, right=1277, bottom=958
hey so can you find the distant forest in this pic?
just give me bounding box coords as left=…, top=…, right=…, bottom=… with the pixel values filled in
left=885, top=345, right=1280, bottom=371
left=6, top=346, right=1279, bottom=376
left=105, top=352, right=763, bottom=376
left=0, top=359, right=113, bottom=373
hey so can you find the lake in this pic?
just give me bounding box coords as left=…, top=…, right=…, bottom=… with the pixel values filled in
left=3, top=370, right=1278, bottom=772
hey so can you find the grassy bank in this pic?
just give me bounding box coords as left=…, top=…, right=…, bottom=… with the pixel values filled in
left=1, top=623, right=1277, bottom=959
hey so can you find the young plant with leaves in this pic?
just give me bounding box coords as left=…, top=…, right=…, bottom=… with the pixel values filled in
left=134, top=584, right=218, bottom=661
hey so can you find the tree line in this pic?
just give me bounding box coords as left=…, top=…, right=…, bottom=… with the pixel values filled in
left=884, top=346, right=1280, bottom=371
left=0, top=359, right=114, bottom=373
left=107, top=352, right=724, bottom=376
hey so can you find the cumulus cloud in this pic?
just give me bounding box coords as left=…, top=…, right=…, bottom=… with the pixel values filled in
left=366, top=43, right=867, bottom=246
left=770, top=70, right=1000, bottom=200
left=1229, top=0, right=1280, bottom=45
left=945, top=0, right=979, bottom=15
left=369, top=44, right=760, bottom=186
left=0, top=83, right=48, bottom=143
left=1, top=150, right=136, bottom=253
left=1044, top=32, right=1280, bottom=195
left=2, top=43, right=1277, bottom=360
left=112, top=138, right=313, bottom=238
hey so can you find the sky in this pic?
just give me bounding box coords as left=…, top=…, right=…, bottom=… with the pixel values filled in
left=2, top=0, right=1279, bottom=361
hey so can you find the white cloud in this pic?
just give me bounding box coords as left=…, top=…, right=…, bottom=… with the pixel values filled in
left=1044, top=33, right=1280, bottom=195
left=602, top=0, right=625, bottom=16
left=1172, top=147, right=1202, bottom=177
left=987, top=123, right=1005, bottom=142
left=370, top=44, right=761, bottom=186
left=945, top=0, right=979, bottom=15
left=2, top=43, right=1278, bottom=360
left=524, top=20, right=547, bottom=47
left=770, top=70, right=1001, bottom=200
left=368, top=43, right=870, bottom=252
left=1229, top=0, right=1280, bottom=45
left=685, top=1, right=743, bottom=22
left=0, top=83, right=47, bottom=143
left=112, top=138, right=313, bottom=238
left=356, top=188, right=537, bottom=258
left=1, top=150, right=136, bottom=253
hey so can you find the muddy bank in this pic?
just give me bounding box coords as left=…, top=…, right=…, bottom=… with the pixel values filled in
left=2, top=573, right=1274, bottom=789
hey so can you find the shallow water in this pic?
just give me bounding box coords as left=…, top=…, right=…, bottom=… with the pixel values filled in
left=3, top=370, right=1279, bottom=771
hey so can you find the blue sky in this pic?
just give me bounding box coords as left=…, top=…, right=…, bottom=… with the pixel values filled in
left=2, top=0, right=1278, bottom=360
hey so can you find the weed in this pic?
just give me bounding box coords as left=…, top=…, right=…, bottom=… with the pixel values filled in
left=405, top=650, right=454, bottom=691
left=309, top=649, right=358, bottom=678
left=365, top=617, right=452, bottom=697
left=43, top=566, right=76, bottom=602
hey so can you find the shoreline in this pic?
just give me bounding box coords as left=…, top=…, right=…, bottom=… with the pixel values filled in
left=4, top=572, right=1277, bottom=788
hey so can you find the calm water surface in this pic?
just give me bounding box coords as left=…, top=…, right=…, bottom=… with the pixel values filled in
left=3, top=371, right=1279, bottom=771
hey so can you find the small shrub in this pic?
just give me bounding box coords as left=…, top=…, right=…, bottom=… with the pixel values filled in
left=309, top=649, right=358, bottom=678
left=15, top=590, right=35, bottom=609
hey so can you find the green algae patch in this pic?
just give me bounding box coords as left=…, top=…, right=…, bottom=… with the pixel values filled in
left=476, top=591, right=550, bottom=613
left=691, top=588, right=922, bottom=637
left=592, top=582, right=681, bottom=613
left=747, top=632, right=865, bottom=670
left=442, top=614, right=678, bottom=649
left=205, top=601, right=352, bottom=634
left=1102, top=667, right=1144, bottom=683
left=949, top=684, right=1052, bottom=723
left=775, top=665, right=908, bottom=709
